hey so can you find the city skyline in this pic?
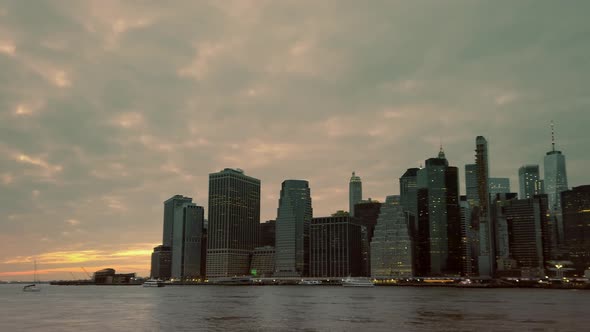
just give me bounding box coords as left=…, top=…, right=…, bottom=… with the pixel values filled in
left=1, top=1, right=589, bottom=281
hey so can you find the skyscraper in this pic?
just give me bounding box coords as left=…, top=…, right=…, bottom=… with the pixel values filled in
left=475, top=136, right=494, bottom=277
left=207, top=168, right=261, bottom=278
left=274, top=180, right=313, bottom=277
left=349, top=172, right=362, bottom=216
left=353, top=199, right=382, bottom=276
left=544, top=123, right=568, bottom=244
left=415, top=147, right=462, bottom=276
left=561, top=185, right=590, bottom=275
left=370, top=196, right=413, bottom=277
left=259, top=220, right=276, bottom=247
left=489, top=178, right=511, bottom=198
left=400, top=168, right=419, bottom=219
left=519, top=165, right=544, bottom=199
left=162, top=195, right=193, bottom=248
left=465, top=164, right=478, bottom=206
left=171, top=203, right=206, bottom=279
left=310, top=216, right=364, bottom=278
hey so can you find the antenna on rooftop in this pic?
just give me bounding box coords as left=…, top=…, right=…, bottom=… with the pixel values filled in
left=551, top=120, right=555, bottom=152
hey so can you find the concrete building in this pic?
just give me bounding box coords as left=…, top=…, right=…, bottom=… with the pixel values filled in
left=274, top=180, right=312, bottom=277
left=349, top=172, right=362, bottom=216
left=150, top=245, right=171, bottom=280
left=250, top=246, right=276, bottom=277
left=562, top=185, right=590, bottom=275
left=371, top=196, right=413, bottom=277
left=207, top=168, right=261, bottom=278
left=310, top=216, right=364, bottom=278
left=519, top=165, right=544, bottom=199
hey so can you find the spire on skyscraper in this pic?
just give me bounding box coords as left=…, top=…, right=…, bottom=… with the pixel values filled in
left=438, top=144, right=446, bottom=159
left=551, top=120, right=555, bottom=152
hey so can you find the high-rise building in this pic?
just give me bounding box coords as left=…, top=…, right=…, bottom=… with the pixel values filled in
left=259, top=220, right=276, bottom=247
left=475, top=136, right=494, bottom=277
left=310, top=216, right=364, bottom=278
left=415, top=147, right=462, bottom=276
left=207, top=168, right=261, bottom=278
left=465, top=164, right=478, bottom=206
left=150, top=245, right=171, bottom=279
left=544, top=124, right=569, bottom=244
left=353, top=199, right=382, bottom=276
left=162, top=195, right=193, bottom=248
left=250, top=246, right=276, bottom=278
left=519, top=165, right=544, bottom=199
left=400, top=168, right=419, bottom=219
left=349, top=172, right=362, bottom=216
left=274, top=180, right=313, bottom=277
left=460, top=197, right=474, bottom=276
left=489, top=178, right=511, bottom=197
left=370, top=196, right=413, bottom=277
left=171, top=203, right=206, bottom=279
left=561, top=185, right=590, bottom=275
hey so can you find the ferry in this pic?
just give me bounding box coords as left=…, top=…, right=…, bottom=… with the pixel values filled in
left=342, top=277, right=375, bottom=287
left=298, top=280, right=322, bottom=285
left=143, top=279, right=165, bottom=287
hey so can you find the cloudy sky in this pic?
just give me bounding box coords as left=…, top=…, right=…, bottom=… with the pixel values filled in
left=1, top=0, right=589, bottom=280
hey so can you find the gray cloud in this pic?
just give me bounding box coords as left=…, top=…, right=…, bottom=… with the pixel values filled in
left=1, top=0, right=589, bottom=279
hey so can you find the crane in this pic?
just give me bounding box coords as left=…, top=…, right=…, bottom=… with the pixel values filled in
left=80, top=267, right=92, bottom=280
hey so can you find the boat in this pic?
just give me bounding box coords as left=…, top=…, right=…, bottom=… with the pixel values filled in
left=23, top=260, right=41, bottom=292
left=298, top=280, right=322, bottom=285
left=342, top=277, right=375, bottom=287
left=143, top=279, right=165, bottom=287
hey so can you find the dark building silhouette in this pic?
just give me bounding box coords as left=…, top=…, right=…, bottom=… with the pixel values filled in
left=207, top=168, right=261, bottom=278
left=172, top=203, right=206, bottom=279
left=310, top=216, right=364, bottom=278
left=150, top=245, right=171, bottom=280
left=400, top=168, right=419, bottom=219
left=562, top=185, right=590, bottom=275
left=353, top=199, right=382, bottom=276
left=415, top=148, right=462, bottom=276
left=259, top=220, right=276, bottom=247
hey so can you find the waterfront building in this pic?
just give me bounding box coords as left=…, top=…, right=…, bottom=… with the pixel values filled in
left=259, top=220, right=276, bottom=247
left=310, top=216, right=364, bottom=278
left=475, top=136, right=494, bottom=277
left=400, top=168, right=419, bottom=221
left=207, top=168, right=261, bottom=278
left=465, top=164, right=478, bottom=206
left=171, top=203, right=206, bottom=279
left=415, top=147, right=462, bottom=276
left=353, top=199, right=382, bottom=276
left=460, top=196, right=475, bottom=276
left=150, top=245, right=171, bottom=280
left=250, top=246, right=276, bottom=277
left=371, top=196, right=413, bottom=277
left=544, top=125, right=569, bottom=244
left=519, top=165, right=544, bottom=199
left=562, top=185, right=590, bottom=275
left=349, top=172, right=362, bottom=216
left=163, top=195, right=193, bottom=248
left=274, top=180, right=313, bottom=277
left=489, top=178, right=511, bottom=197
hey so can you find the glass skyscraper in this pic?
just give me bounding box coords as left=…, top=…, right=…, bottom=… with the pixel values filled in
left=172, top=203, right=205, bottom=279
left=349, top=172, right=362, bottom=216
left=519, top=165, right=544, bottom=199
left=465, top=164, right=478, bottom=206
left=544, top=149, right=568, bottom=243
left=475, top=136, right=494, bottom=277
left=489, top=177, right=511, bottom=198
left=274, top=180, right=312, bottom=277
left=206, top=168, right=261, bottom=278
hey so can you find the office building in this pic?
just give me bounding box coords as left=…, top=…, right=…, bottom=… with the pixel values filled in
left=353, top=199, right=382, bottom=276
left=250, top=246, right=276, bottom=278
left=150, top=245, right=171, bottom=280
left=465, top=164, right=478, bottom=206
left=489, top=178, right=511, bottom=197
left=349, top=172, right=362, bottom=216
left=274, top=180, right=313, bottom=277
left=544, top=125, right=569, bottom=244
left=400, top=168, right=419, bottom=220
left=562, top=185, right=590, bottom=274
left=475, top=136, right=494, bottom=277
left=171, top=203, right=206, bottom=279
left=415, top=147, right=462, bottom=276
left=519, top=165, right=544, bottom=199
left=207, top=168, right=261, bottom=278
left=310, top=216, right=364, bottom=278
left=371, top=196, right=413, bottom=277
left=259, top=220, right=276, bottom=247
left=163, top=195, right=193, bottom=248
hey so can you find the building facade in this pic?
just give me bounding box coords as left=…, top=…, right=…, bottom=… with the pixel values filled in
left=465, top=164, right=478, bottom=207
left=489, top=177, right=511, bottom=197
left=475, top=136, right=494, bottom=277
left=519, top=165, right=544, bottom=199
left=150, top=245, right=171, bottom=280
left=259, top=220, right=276, bottom=247
left=310, top=216, right=364, bottom=278
left=274, top=180, right=313, bottom=277
left=171, top=203, right=206, bottom=279
left=370, top=196, right=413, bottom=277
left=250, top=246, right=276, bottom=277
left=562, top=185, right=590, bottom=274
left=207, top=169, right=261, bottom=278
left=349, top=172, right=362, bottom=216
left=544, top=149, right=568, bottom=244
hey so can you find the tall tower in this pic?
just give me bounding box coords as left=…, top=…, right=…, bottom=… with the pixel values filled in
left=274, top=180, right=313, bottom=277
left=207, top=168, right=261, bottom=278
left=519, top=165, right=543, bottom=199
left=544, top=122, right=568, bottom=244
left=475, top=136, right=494, bottom=277
left=349, top=172, right=362, bottom=216
left=465, top=164, right=478, bottom=206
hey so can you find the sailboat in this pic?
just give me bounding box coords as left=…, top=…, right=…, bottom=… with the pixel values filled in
left=23, top=260, right=41, bottom=292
